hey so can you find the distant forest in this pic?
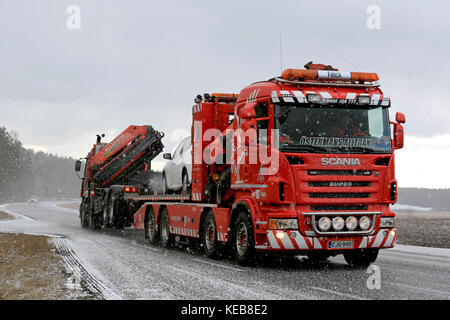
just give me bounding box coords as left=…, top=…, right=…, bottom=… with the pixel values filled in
left=397, top=188, right=450, bottom=211
left=0, top=126, right=80, bottom=203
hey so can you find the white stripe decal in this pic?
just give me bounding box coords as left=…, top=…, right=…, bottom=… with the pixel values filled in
left=370, top=94, right=381, bottom=105
left=384, top=232, right=394, bottom=247
left=359, top=237, right=368, bottom=248
left=372, top=232, right=385, bottom=248
left=319, top=91, right=333, bottom=99
left=280, top=233, right=294, bottom=249
left=313, top=238, right=322, bottom=249
left=267, top=231, right=280, bottom=249
left=292, top=90, right=307, bottom=103
left=280, top=90, right=294, bottom=103
left=346, top=92, right=356, bottom=100
left=294, top=234, right=308, bottom=249
left=271, top=91, right=280, bottom=103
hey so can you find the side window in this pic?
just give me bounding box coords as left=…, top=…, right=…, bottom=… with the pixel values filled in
left=255, top=102, right=269, bottom=145
left=254, top=102, right=268, bottom=118
left=183, top=137, right=191, bottom=152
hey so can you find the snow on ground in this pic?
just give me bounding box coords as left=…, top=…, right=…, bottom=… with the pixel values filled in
left=391, top=204, right=433, bottom=211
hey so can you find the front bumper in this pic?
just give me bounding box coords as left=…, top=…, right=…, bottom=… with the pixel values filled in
left=255, top=228, right=397, bottom=251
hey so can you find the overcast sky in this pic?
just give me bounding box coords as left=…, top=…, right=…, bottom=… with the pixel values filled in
left=1, top=0, right=449, bottom=188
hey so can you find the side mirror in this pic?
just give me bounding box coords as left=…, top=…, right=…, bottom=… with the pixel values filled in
left=239, top=102, right=257, bottom=120
left=75, top=160, right=82, bottom=172
left=395, top=112, right=406, bottom=124
left=393, top=123, right=404, bottom=149
left=163, top=153, right=172, bottom=160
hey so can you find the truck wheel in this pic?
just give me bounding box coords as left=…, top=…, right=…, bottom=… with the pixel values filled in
left=145, top=208, right=158, bottom=245
left=233, top=211, right=255, bottom=265
left=110, top=197, right=124, bottom=229
left=80, top=204, right=89, bottom=229
left=101, top=198, right=110, bottom=230
left=343, top=249, right=379, bottom=267
left=202, top=211, right=218, bottom=258
left=159, top=208, right=173, bottom=248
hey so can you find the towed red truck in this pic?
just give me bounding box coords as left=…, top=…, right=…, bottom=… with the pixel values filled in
left=76, top=62, right=405, bottom=266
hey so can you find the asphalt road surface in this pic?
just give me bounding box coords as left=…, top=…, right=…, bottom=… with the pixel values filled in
left=1, top=201, right=449, bottom=300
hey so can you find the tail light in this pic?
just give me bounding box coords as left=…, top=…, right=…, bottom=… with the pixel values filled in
left=124, top=187, right=138, bottom=193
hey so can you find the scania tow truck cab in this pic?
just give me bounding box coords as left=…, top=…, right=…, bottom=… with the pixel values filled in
left=195, top=62, right=405, bottom=265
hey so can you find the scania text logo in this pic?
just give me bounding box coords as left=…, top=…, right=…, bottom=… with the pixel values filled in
left=321, top=158, right=361, bottom=166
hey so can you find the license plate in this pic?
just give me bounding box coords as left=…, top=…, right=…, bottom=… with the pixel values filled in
left=328, top=240, right=354, bottom=249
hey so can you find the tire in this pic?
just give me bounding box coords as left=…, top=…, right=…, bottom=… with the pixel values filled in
left=233, top=211, right=255, bottom=265
left=343, top=249, right=379, bottom=267
left=145, top=208, right=158, bottom=245
left=101, top=197, right=110, bottom=230
left=80, top=201, right=89, bottom=229
left=181, top=169, right=191, bottom=195
left=110, top=197, right=124, bottom=229
left=202, top=211, right=219, bottom=258
left=159, top=208, right=173, bottom=248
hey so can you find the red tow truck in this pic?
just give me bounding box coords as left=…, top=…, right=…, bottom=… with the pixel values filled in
left=76, top=62, right=405, bottom=266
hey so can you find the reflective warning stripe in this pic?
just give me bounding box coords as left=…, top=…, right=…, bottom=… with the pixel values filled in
left=264, top=229, right=396, bottom=251
left=271, top=91, right=280, bottom=103
left=279, top=90, right=294, bottom=103
left=267, top=231, right=281, bottom=249
left=319, top=91, right=333, bottom=99
left=346, top=92, right=357, bottom=100
left=372, top=232, right=385, bottom=247
left=370, top=94, right=381, bottom=105
left=359, top=237, right=368, bottom=248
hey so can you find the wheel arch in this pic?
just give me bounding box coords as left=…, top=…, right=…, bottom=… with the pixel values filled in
left=229, top=200, right=255, bottom=241
left=198, top=207, right=214, bottom=239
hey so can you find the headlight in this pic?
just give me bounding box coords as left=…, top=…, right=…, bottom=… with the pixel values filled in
left=380, top=217, right=395, bottom=228
left=317, top=217, right=331, bottom=231
left=268, top=218, right=298, bottom=230
left=345, top=216, right=358, bottom=231
left=332, top=217, right=345, bottom=231
left=359, top=216, right=371, bottom=230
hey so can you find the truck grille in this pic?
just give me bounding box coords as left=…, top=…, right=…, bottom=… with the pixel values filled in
left=308, top=170, right=372, bottom=176
left=309, top=192, right=370, bottom=199
left=295, top=166, right=383, bottom=206
left=308, top=181, right=371, bottom=187
left=310, top=205, right=369, bottom=211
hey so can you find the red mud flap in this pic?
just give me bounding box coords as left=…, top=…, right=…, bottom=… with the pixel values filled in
left=258, top=228, right=397, bottom=251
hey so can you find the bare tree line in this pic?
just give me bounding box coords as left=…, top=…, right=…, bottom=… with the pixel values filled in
left=0, top=126, right=80, bottom=203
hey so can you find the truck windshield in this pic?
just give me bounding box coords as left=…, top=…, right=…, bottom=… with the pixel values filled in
left=274, top=103, right=392, bottom=154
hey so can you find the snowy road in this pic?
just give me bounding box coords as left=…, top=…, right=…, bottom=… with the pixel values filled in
left=1, top=201, right=449, bottom=300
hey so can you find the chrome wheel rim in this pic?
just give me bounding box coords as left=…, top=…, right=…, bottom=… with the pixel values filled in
left=205, top=219, right=215, bottom=251
left=236, top=222, right=248, bottom=256
left=147, top=214, right=156, bottom=240
left=109, top=198, right=114, bottom=221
